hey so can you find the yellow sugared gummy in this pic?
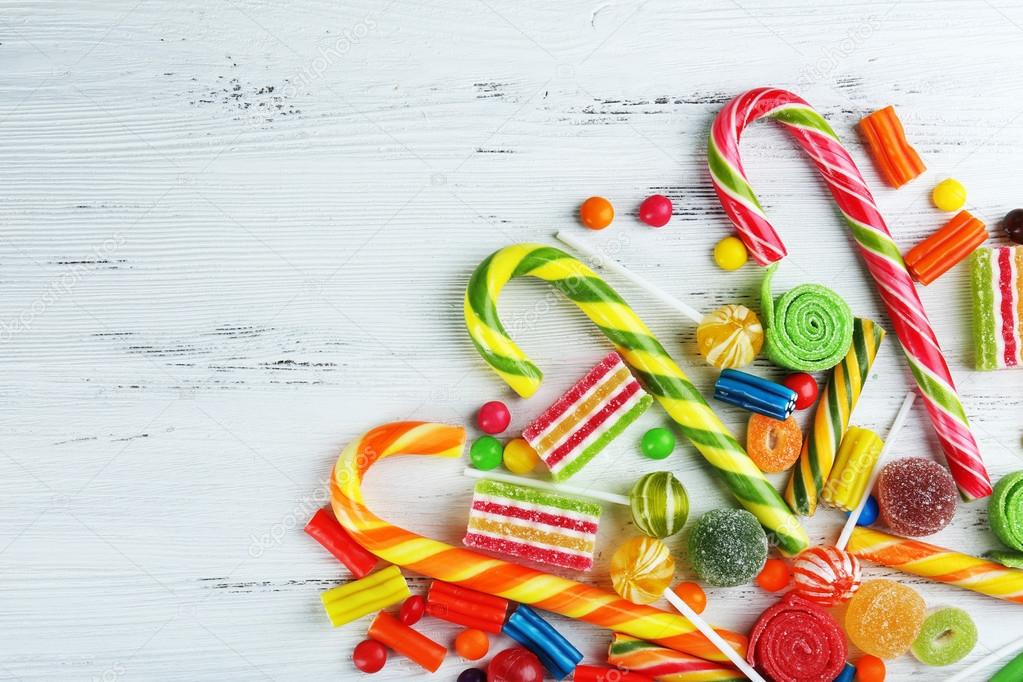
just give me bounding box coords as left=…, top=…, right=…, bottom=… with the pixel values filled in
left=932, top=178, right=966, bottom=212
left=503, top=437, right=541, bottom=474
left=713, top=236, right=748, bottom=271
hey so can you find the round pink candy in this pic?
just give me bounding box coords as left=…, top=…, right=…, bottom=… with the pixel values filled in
left=792, top=546, right=861, bottom=606
left=638, top=194, right=672, bottom=228
left=476, top=401, right=511, bottom=434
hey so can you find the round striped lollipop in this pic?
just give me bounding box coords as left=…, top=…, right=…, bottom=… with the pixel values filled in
left=792, top=545, right=862, bottom=606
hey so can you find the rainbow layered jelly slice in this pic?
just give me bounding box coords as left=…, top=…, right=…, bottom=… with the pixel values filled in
left=972, top=246, right=1023, bottom=370
left=463, top=479, right=601, bottom=572
left=522, top=352, right=652, bottom=481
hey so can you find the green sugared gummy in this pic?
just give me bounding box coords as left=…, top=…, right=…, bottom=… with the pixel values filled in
left=988, top=471, right=1023, bottom=552
left=473, top=479, right=601, bottom=518
left=687, top=508, right=767, bottom=587
left=551, top=394, right=653, bottom=482
left=971, top=248, right=998, bottom=371
left=630, top=472, right=689, bottom=538
left=983, top=549, right=1023, bottom=569
left=911, top=607, right=977, bottom=666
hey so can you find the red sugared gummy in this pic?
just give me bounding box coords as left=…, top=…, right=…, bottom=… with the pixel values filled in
left=477, top=401, right=511, bottom=434
left=876, top=457, right=957, bottom=537
left=856, top=654, right=886, bottom=682
left=399, top=594, right=425, bottom=625
left=782, top=372, right=818, bottom=410
left=353, top=639, right=388, bottom=673
left=671, top=581, right=707, bottom=614
left=455, top=628, right=490, bottom=660
left=756, top=558, right=791, bottom=592
left=639, top=194, right=673, bottom=228
left=488, top=647, right=545, bottom=682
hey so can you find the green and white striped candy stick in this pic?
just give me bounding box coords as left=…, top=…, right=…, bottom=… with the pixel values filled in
left=464, top=244, right=809, bottom=555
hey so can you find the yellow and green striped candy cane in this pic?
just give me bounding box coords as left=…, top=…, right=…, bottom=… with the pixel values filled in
left=465, top=244, right=809, bottom=555
left=784, top=318, right=885, bottom=516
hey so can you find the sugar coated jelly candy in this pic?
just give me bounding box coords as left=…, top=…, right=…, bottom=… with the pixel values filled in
left=610, top=536, right=675, bottom=604
left=747, top=592, right=847, bottom=682
left=688, top=508, right=767, bottom=587
left=845, top=579, right=925, bottom=659
left=746, top=414, right=801, bottom=473
left=911, top=607, right=977, bottom=667
left=792, top=546, right=861, bottom=606
left=697, top=304, right=764, bottom=369
left=876, top=457, right=957, bottom=537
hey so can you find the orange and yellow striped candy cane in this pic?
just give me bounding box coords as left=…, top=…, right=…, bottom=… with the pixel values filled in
left=329, top=421, right=748, bottom=661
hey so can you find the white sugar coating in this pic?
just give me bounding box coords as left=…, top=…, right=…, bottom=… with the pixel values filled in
left=687, top=508, right=768, bottom=587
left=877, top=457, right=957, bottom=537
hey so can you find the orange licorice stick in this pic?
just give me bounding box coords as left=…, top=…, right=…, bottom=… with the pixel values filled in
left=368, top=610, right=447, bottom=672
left=426, top=580, right=510, bottom=634
left=330, top=421, right=747, bottom=662
left=905, top=210, right=988, bottom=285
left=858, top=106, right=926, bottom=188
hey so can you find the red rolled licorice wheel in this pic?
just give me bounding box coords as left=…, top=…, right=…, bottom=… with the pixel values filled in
left=747, top=592, right=847, bottom=682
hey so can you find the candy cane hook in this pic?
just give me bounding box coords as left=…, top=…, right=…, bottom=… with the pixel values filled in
left=464, top=243, right=809, bottom=555
left=708, top=87, right=991, bottom=501
left=328, top=420, right=747, bottom=662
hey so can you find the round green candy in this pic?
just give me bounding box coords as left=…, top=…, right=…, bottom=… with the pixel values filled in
left=630, top=472, right=689, bottom=538
left=469, top=436, right=503, bottom=471
left=641, top=428, right=675, bottom=460
left=911, top=607, right=977, bottom=666
left=687, top=508, right=768, bottom=587
left=989, top=471, right=1023, bottom=552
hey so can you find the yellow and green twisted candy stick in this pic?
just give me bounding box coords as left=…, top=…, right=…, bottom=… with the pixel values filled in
left=465, top=244, right=809, bottom=555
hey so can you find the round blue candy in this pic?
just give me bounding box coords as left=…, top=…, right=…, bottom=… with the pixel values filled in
left=833, top=661, right=855, bottom=682
left=851, top=495, right=879, bottom=526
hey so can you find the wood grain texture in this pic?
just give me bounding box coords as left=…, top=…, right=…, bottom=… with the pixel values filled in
left=2, top=0, right=1022, bottom=679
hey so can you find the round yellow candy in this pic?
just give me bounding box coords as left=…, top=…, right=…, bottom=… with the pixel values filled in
left=503, top=438, right=540, bottom=474
left=932, top=178, right=966, bottom=212
left=713, top=236, right=748, bottom=271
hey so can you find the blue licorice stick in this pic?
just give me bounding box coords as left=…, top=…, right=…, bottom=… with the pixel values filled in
left=833, top=662, right=855, bottom=682
left=713, top=369, right=796, bottom=420
left=502, top=605, right=582, bottom=680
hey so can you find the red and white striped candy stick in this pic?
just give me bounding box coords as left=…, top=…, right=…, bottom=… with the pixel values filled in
left=708, top=87, right=991, bottom=501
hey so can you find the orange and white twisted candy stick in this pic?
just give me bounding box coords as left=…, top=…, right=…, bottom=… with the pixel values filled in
left=329, top=421, right=747, bottom=662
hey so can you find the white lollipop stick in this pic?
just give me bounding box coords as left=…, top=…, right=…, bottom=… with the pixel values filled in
left=944, top=634, right=1023, bottom=682
left=663, top=588, right=767, bottom=682
left=835, top=391, right=915, bottom=551
left=462, top=467, right=630, bottom=506
left=555, top=230, right=704, bottom=324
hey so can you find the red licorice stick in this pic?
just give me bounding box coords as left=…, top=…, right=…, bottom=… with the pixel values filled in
left=426, top=580, right=510, bottom=634
left=304, top=508, right=377, bottom=578
left=368, top=610, right=447, bottom=673
left=573, top=664, right=657, bottom=682
left=905, top=210, right=988, bottom=285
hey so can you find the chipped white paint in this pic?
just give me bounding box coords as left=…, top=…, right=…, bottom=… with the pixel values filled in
left=2, top=1, right=1023, bottom=679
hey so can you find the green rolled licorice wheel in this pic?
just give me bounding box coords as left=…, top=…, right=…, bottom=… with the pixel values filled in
left=989, top=471, right=1023, bottom=552
left=910, top=607, right=977, bottom=666
left=629, top=472, right=689, bottom=538
left=760, top=263, right=854, bottom=372
left=984, top=549, right=1023, bottom=569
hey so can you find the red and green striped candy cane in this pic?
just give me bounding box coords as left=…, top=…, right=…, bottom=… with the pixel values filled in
left=708, top=87, right=991, bottom=501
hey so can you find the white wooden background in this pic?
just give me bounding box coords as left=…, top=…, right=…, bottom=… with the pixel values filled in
left=3, top=1, right=1023, bottom=680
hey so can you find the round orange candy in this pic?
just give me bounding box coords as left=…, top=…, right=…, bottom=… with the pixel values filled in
left=855, top=654, right=886, bottom=682
left=455, top=628, right=489, bottom=660
left=671, top=581, right=707, bottom=615
left=579, top=196, right=614, bottom=229
left=746, top=414, right=802, bottom=473
left=755, top=558, right=791, bottom=592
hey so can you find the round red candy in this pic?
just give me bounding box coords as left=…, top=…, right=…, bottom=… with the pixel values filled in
left=748, top=592, right=847, bottom=682
left=476, top=401, right=511, bottom=434
left=876, top=457, right=957, bottom=537
left=782, top=373, right=818, bottom=410
left=639, top=194, right=672, bottom=228
left=353, top=639, right=387, bottom=674
left=399, top=594, right=425, bottom=625
left=488, top=647, right=544, bottom=682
